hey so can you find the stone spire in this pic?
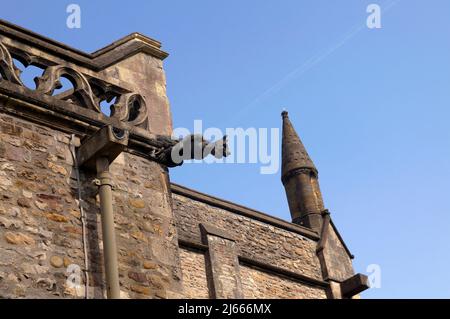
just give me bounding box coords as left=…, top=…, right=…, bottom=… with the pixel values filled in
left=281, top=111, right=317, bottom=180
left=281, top=111, right=324, bottom=232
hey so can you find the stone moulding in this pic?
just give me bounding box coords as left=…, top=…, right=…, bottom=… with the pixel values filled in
left=281, top=167, right=318, bottom=185
left=0, top=82, right=175, bottom=166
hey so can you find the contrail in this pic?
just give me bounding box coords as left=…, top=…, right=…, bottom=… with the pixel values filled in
left=226, top=0, right=402, bottom=124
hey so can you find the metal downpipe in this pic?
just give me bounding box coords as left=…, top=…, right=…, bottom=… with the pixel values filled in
left=95, top=156, right=120, bottom=299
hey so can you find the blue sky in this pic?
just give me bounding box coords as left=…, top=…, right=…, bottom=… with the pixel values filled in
left=2, top=0, right=450, bottom=298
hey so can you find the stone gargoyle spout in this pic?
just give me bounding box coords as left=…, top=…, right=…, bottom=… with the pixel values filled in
left=156, top=134, right=230, bottom=167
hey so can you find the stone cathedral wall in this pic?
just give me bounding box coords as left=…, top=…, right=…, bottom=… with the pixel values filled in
left=0, top=112, right=183, bottom=298
left=0, top=20, right=364, bottom=299
left=172, top=188, right=330, bottom=299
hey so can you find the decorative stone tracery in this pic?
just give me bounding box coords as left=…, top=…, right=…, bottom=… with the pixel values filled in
left=0, top=41, right=23, bottom=85
left=0, top=40, right=148, bottom=129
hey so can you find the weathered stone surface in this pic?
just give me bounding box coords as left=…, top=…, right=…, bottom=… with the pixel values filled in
left=100, top=51, right=172, bottom=135
left=4, top=232, right=35, bottom=245
left=204, top=234, right=243, bottom=298
left=0, top=217, right=22, bottom=229
left=63, top=257, right=71, bottom=268
left=317, top=223, right=354, bottom=282
left=17, top=197, right=31, bottom=208
left=130, top=285, right=151, bottom=296
left=45, top=213, right=69, bottom=223
left=143, top=261, right=158, bottom=270
left=130, top=231, right=148, bottom=243
left=22, top=190, right=33, bottom=199
left=47, top=162, right=68, bottom=176
left=129, top=199, right=145, bottom=209
left=0, top=112, right=183, bottom=299
left=240, top=265, right=327, bottom=299
left=173, top=193, right=324, bottom=281
left=50, top=256, right=64, bottom=268
left=179, top=248, right=210, bottom=299
left=23, top=264, right=49, bottom=275
left=128, top=271, right=147, bottom=283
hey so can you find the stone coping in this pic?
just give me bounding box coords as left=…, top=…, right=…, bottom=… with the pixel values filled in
left=0, top=19, right=168, bottom=70
left=171, top=183, right=321, bottom=241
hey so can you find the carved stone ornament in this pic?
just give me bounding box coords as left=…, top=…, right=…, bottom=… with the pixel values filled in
left=111, top=93, right=148, bottom=128
left=34, top=65, right=100, bottom=112
left=0, top=39, right=148, bottom=129
left=0, top=41, right=23, bottom=85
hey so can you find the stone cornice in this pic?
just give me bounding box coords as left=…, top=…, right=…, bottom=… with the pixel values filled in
left=0, top=19, right=168, bottom=70
left=0, top=82, right=176, bottom=166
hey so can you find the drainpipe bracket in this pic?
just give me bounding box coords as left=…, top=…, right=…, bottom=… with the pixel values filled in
left=92, top=177, right=116, bottom=189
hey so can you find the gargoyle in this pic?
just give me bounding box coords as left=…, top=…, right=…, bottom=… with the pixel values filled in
left=156, top=134, right=230, bottom=167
